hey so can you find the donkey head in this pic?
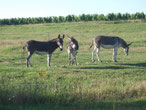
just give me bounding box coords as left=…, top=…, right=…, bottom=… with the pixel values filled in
left=124, top=42, right=132, bottom=56
left=68, top=37, right=79, bottom=50
left=57, top=34, right=65, bottom=51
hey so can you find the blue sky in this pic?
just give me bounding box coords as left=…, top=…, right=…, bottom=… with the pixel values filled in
left=0, top=0, right=146, bottom=19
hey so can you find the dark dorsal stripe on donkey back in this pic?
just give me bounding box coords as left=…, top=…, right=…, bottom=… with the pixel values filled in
left=95, top=35, right=130, bottom=48
left=119, top=38, right=128, bottom=48
left=95, top=35, right=120, bottom=45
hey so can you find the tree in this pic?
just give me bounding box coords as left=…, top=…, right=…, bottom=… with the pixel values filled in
left=98, top=14, right=105, bottom=20
left=131, top=14, right=136, bottom=19
left=80, top=14, right=86, bottom=21
left=85, top=14, right=93, bottom=21
left=122, top=13, right=131, bottom=20
left=53, top=17, right=59, bottom=23
left=66, top=15, right=73, bottom=22
left=2, top=19, right=11, bottom=25
left=74, top=16, right=80, bottom=22
left=93, top=14, right=98, bottom=21
left=59, top=16, right=65, bottom=22
left=135, top=12, right=145, bottom=19
left=20, top=18, right=29, bottom=24
left=116, top=13, right=122, bottom=20
left=106, top=13, right=116, bottom=20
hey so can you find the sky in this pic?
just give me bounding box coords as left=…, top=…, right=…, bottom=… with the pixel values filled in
left=0, top=0, right=146, bottom=19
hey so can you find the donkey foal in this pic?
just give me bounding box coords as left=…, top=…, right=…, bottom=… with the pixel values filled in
left=66, top=36, right=79, bottom=65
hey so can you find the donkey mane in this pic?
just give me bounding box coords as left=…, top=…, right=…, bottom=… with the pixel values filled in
left=120, top=38, right=128, bottom=48
left=67, top=37, right=79, bottom=50
left=49, top=38, right=59, bottom=42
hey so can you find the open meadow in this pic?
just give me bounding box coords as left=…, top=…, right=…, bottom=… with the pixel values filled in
left=0, top=21, right=146, bottom=110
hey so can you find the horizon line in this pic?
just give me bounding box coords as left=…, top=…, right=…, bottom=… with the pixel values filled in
left=0, top=12, right=145, bottom=20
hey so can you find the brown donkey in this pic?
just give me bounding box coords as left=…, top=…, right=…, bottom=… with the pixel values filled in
left=90, top=35, right=132, bottom=62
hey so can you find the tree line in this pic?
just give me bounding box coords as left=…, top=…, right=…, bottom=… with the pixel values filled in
left=0, top=12, right=145, bottom=25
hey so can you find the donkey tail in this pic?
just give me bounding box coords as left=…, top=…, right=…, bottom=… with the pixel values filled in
left=89, top=40, right=93, bottom=49
left=21, top=44, right=27, bottom=59
left=22, top=44, right=27, bottom=52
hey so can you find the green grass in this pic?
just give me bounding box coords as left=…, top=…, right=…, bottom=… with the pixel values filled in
left=0, top=21, right=146, bottom=110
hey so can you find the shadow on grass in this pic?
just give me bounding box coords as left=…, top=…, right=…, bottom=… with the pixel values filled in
left=0, top=81, right=146, bottom=110
left=0, top=99, right=146, bottom=110
left=121, top=62, right=146, bottom=67
left=79, top=66, right=129, bottom=70
left=79, top=62, right=146, bottom=70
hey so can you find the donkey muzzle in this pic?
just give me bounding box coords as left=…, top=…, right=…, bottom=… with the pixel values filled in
left=59, top=45, right=63, bottom=51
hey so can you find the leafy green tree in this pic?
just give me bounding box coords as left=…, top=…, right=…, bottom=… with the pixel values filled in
left=116, top=13, right=122, bottom=20
left=59, top=16, right=66, bottom=22
left=98, top=14, right=105, bottom=20
left=130, top=14, right=136, bottom=19
left=53, top=17, right=59, bottom=23
left=80, top=14, right=86, bottom=21
left=74, top=16, right=80, bottom=22
left=135, top=12, right=145, bottom=19
left=106, top=13, right=116, bottom=20
left=20, top=18, right=29, bottom=24
left=93, top=14, right=98, bottom=21
left=0, top=19, right=2, bottom=25
left=85, top=14, right=93, bottom=21
left=43, top=17, right=52, bottom=23
left=0, top=12, right=146, bottom=25
left=122, top=13, right=130, bottom=20
left=2, top=19, right=11, bottom=25
left=66, top=15, right=73, bottom=22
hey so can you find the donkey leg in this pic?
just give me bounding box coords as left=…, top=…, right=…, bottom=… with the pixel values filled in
left=26, top=52, right=33, bottom=67
left=74, top=57, right=77, bottom=65
left=71, top=53, right=74, bottom=65
left=47, top=54, right=52, bottom=67
left=68, top=53, right=71, bottom=65
left=92, top=47, right=96, bottom=62
left=113, top=48, right=118, bottom=62
left=72, top=52, right=77, bottom=65
left=96, top=48, right=102, bottom=62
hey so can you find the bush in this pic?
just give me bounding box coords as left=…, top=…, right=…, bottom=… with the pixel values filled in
left=0, top=12, right=146, bottom=25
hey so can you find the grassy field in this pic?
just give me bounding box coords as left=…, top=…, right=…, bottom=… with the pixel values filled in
left=0, top=21, right=146, bottom=110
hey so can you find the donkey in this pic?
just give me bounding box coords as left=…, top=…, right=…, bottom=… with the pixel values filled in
left=90, top=35, right=132, bottom=62
left=23, top=34, right=65, bottom=67
left=66, top=36, right=79, bottom=65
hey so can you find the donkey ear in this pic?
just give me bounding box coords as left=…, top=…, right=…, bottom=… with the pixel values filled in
left=58, top=34, right=60, bottom=38
left=66, top=35, right=71, bottom=40
left=68, top=37, right=71, bottom=41
left=127, top=42, right=132, bottom=46
left=62, top=34, right=65, bottom=39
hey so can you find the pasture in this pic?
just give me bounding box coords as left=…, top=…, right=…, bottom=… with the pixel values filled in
left=0, top=21, right=146, bottom=110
